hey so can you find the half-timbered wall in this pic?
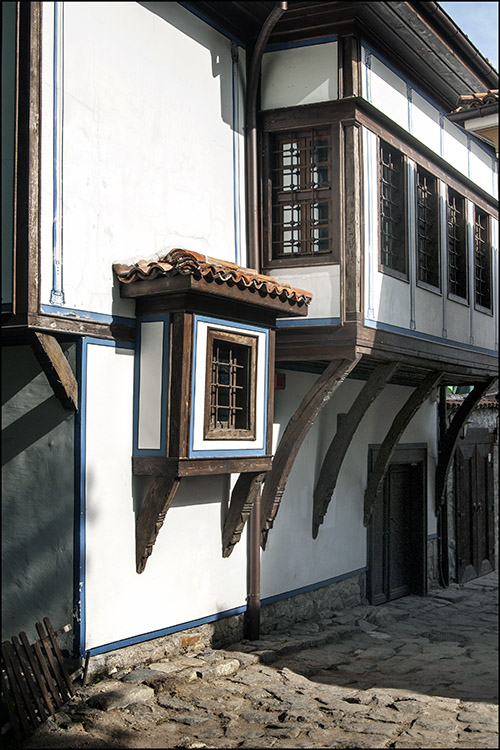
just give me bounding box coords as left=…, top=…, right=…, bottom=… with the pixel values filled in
left=38, top=1, right=246, bottom=324
left=260, top=371, right=438, bottom=601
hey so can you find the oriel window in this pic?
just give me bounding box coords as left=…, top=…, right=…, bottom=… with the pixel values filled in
left=271, top=129, right=332, bottom=258
left=416, top=167, right=440, bottom=289
left=204, top=329, right=257, bottom=440
left=474, top=207, right=492, bottom=310
left=447, top=188, right=467, bottom=300
left=379, top=141, right=407, bottom=277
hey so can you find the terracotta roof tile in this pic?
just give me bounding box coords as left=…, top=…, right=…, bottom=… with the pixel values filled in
left=113, top=248, right=313, bottom=308
left=452, top=89, right=499, bottom=113
left=447, top=394, right=498, bottom=409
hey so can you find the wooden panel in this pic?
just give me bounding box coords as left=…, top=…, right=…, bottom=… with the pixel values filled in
left=135, top=476, right=181, bottom=574
left=168, top=313, right=193, bottom=459
left=222, top=472, right=266, bottom=557
left=132, top=455, right=273, bottom=477
left=313, top=361, right=399, bottom=537
left=364, top=370, right=443, bottom=526
left=260, top=355, right=361, bottom=545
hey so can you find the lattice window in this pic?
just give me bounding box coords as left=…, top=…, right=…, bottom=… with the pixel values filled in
left=379, top=141, right=406, bottom=275
left=271, top=129, right=332, bottom=258
left=447, top=188, right=467, bottom=300
left=474, top=207, right=491, bottom=310
left=416, top=167, right=439, bottom=289
left=204, top=329, right=257, bottom=439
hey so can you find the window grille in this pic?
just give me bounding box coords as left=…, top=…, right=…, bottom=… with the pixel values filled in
left=416, top=167, right=439, bottom=289
left=204, top=330, right=257, bottom=439
left=447, top=188, right=467, bottom=300
left=474, top=207, right=491, bottom=310
left=380, top=141, right=406, bottom=275
left=271, top=129, right=332, bottom=258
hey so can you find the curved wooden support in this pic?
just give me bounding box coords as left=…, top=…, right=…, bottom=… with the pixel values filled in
left=435, top=378, right=496, bottom=510
left=136, top=476, right=181, bottom=573
left=363, top=370, right=443, bottom=526
left=30, top=332, right=78, bottom=410
left=313, top=361, right=399, bottom=538
left=261, top=355, right=361, bottom=547
left=222, top=471, right=266, bottom=558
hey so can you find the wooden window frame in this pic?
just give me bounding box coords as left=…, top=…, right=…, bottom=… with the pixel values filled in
left=446, top=187, right=468, bottom=303
left=473, top=206, right=493, bottom=314
left=262, top=122, right=341, bottom=270
left=378, top=139, right=408, bottom=281
left=415, top=165, right=440, bottom=293
left=203, top=328, right=258, bottom=441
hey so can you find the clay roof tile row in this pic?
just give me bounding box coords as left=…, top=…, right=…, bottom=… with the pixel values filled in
left=452, top=89, right=499, bottom=113
left=113, top=248, right=313, bottom=307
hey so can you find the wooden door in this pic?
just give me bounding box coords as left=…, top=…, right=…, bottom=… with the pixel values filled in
left=368, top=454, right=426, bottom=605
left=454, top=428, right=495, bottom=584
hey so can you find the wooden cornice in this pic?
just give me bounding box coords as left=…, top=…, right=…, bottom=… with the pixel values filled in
left=363, top=369, right=444, bottom=526
left=222, top=472, right=266, bottom=558
left=313, top=361, right=399, bottom=538
left=260, top=354, right=361, bottom=546
left=435, top=377, right=497, bottom=510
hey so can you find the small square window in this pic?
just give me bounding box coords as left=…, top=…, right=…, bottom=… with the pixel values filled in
left=204, top=329, right=257, bottom=440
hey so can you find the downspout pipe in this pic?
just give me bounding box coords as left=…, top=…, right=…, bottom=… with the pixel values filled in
left=246, top=1, right=287, bottom=271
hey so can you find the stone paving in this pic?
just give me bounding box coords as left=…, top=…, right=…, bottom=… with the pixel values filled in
left=23, top=572, right=498, bottom=749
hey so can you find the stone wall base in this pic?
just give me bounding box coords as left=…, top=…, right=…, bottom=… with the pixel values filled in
left=85, top=572, right=366, bottom=680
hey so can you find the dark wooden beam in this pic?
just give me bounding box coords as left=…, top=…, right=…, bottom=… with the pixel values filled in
left=30, top=332, right=78, bottom=410
left=313, top=361, right=399, bottom=538
left=435, top=378, right=496, bottom=511
left=260, top=355, right=361, bottom=546
left=136, top=476, right=181, bottom=573
left=222, top=471, right=266, bottom=558
left=363, top=370, right=444, bottom=526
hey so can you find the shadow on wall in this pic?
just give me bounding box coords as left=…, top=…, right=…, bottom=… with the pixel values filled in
left=1, top=345, right=75, bottom=648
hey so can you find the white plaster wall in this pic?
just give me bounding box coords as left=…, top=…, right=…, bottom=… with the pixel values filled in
left=442, top=120, right=469, bottom=178
left=84, top=342, right=247, bottom=651
left=371, top=273, right=411, bottom=329
left=270, top=266, right=340, bottom=321
left=411, top=90, right=441, bottom=156
left=445, top=300, right=470, bottom=344
left=261, top=373, right=438, bottom=598
left=261, top=42, right=338, bottom=111
left=368, top=54, right=408, bottom=132
left=40, top=1, right=246, bottom=318
left=414, top=287, right=443, bottom=338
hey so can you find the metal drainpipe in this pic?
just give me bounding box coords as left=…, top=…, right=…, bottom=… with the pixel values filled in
left=246, top=1, right=287, bottom=271
left=245, top=3, right=287, bottom=641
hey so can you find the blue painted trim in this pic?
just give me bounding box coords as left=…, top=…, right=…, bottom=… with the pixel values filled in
left=50, top=2, right=64, bottom=306
left=264, top=35, right=338, bottom=52
left=40, top=304, right=136, bottom=327
left=78, top=336, right=135, bottom=657
left=133, top=314, right=170, bottom=457
left=361, top=42, right=497, bottom=162
left=179, top=2, right=246, bottom=48
left=363, top=318, right=497, bottom=356
left=276, top=317, right=340, bottom=327
left=189, top=315, right=269, bottom=458
left=261, top=568, right=367, bottom=606
left=87, top=604, right=247, bottom=656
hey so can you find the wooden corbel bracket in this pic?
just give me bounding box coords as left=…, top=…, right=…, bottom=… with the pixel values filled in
left=363, top=370, right=444, bottom=527
left=435, top=377, right=496, bottom=511
left=135, top=476, right=181, bottom=573
left=30, top=331, right=78, bottom=410
left=260, top=355, right=362, bottom=548
left=222, top=471, right=266, bottom=558
left=313, top=361, right=400, bottom=538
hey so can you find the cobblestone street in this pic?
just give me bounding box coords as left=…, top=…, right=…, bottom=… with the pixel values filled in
left=24, top=573, right=498, bottom=749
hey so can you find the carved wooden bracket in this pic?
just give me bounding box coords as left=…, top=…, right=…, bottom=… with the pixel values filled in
left=222, top=472, right=266, bottom=558
left=30, top=332, right=78, bottom=410
left=435, top=377, right=496, bottom=511
left=313, top=361, right=399, bottom=538
left=363, top=370, right=444, bottom=526
left=260, top=355, right=361, bottom=547
left=136, top=476, right=181, bottom=573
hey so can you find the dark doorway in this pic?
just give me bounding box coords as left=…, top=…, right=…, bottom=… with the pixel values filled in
left=368, top=446, right=427, bottom=605
left=454, top=428, right=495, bottom=584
